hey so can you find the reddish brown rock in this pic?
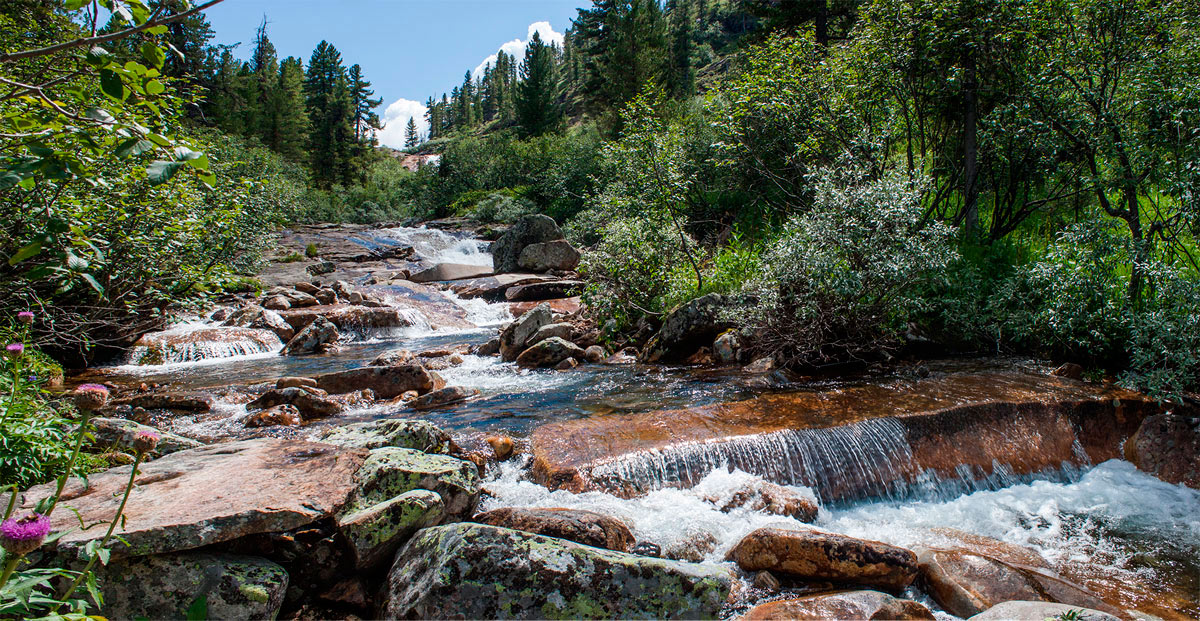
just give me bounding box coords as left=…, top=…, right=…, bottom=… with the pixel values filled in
left=709, top=480, right=818, bottom=522
left=485, top=435, right=515, bottom=460
left=275, top=376, right=318, bottom=390
left=726, top=527, right=918, bottom=592
left=743, top=590, right=934, bottom=620
left=473, top=507, right=635, bottom=552
left=313, top=364, right=434, bottom=399
left=509, top=296, right=582, bottom=317
left=20, top=439, right=367, bottom=559
left=244, top=404, right=301, bottom=428
left=1124, top=412, right=1200, bottom=489
left=247, top=387, right=343, bottom=420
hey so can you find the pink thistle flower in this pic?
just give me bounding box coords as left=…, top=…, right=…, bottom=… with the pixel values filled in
left=130, top=429, right=161, bottom=454
left=16, top=312, right=34, bottom=325
left=73, top=383, right=110, bottom=411
left=0, top=513, right=51, bottom=557
left=3, top=343, right=23, bottom=359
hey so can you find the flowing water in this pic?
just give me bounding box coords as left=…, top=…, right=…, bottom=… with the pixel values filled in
left=82, top=225, right=1200, bottom=618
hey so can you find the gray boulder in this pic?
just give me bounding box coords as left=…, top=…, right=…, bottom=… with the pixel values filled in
left=410, top=386, right=478, bottom=410
left=347, top=447, right=480, bottom=518
left=499, top=304, right=553, bottom=361
left=319, top=419, right=454, bottom=453
left=491, top=215, right=564, bottom=274
left=337, top=489, right=444, bottom=570
left=410, top=263, right=495, bottom=283
left=641, top=293, right=732, bottom=363
left=90, top=418, right=203, bottom=456
left=517, top=239, right=581, bottom=272
left=515, top=337, right=586, bottom=369
left=95, top=552, right=287, bottom=620
left=526, top=322, right=573, bottom=348
left=223, top=305, right=295, bottom=342
left=280, top=315, right=338, bottom=356
left=969, top=601, right=1120, bottom=621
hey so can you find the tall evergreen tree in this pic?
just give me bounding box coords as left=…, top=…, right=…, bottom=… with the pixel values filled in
left=404, top=117, right=420, bottom=147
left=265, top=56, right=309, bottom=160
left=305, top=40, right=352, bottom=187
left=516, top=31, right=563, bottom=137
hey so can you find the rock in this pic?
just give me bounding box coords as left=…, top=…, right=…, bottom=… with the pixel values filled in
left=499, top=304, right=553, bottom=361
left=744, top=357, right=776, bottom=373
left=279, top=303, right=452, bottom=335
left=664, top=531, right=719, bottom=562
left=916, top=546, right=1119, bottom=618
left=476, top=337, right=501, bottom=356
left=286, top=291, right=320, bottom=307
left=313, top=364, right=434, bottom=399
left=556, top=357, right=580, bottom=371
left=22, top=439, right=366, bottom=559
left=448, top=273, right=559, bottom=301
left=130, top=327, right=281, bottom=365
left=641, top=293, right=732, bottom=363
left=294, top=281, right=319, bottom=294
left=1124, top=412, right=1200, bottom=488
left=583, top=345, right=606, bottom=363
left=281, top=316, right=339, bottom=356
left=727, top=527, right=917, bottom=592
left=319, top=419, right=454, bottom=453
left=247, top=387, right=343, bottom=420
left=383, top=523, right=733, bottom=619
left=307, top=261, right=335, bottom=276
left=517, top=239, right=581, bottom=272
left=409, top=263, right=495, bottom=283
left=369, top=349, right=414, bottom=366
left=347, top=447, right=480, bottom=518
left=526, top=322, right=573, bottom=348
left=504, top=279, right=585, bottom=302
left=275, top=376, right=318, bottom=390
left=713, top=332, right=739, bottom=363
left=515, top=337, right=587, bottom=369
left=315, top=288, right=337, bottom=305
left=336, top=489, right=444, bottom=570
left=346, top=291, right=364, bottom=304
left=224, top=305, right=295, bottom=342
left=485, top=435, right=515, bottom=460
left=262, top=294, right=291, bottom=311
left=491, top=214, right=564, bottom=274
left=752, top=570, right=781, bottom=591
left=1052, top=362, right=1085, bottom=380
left=95, top=552, right=288, bottom=620
left=509, top=296, right=582, bottom=317
left=89, top=418, right=203, bottom=455
left=473, top=507, right=635, bottom=552
left=968, top=601, right=1121, bottom=621
left=633, top=541, right=662, bottom=557
left=742, top=590, right=935, bottom=620
left=707, top=480, right=818, bottom=523
left=115, top=392, right=213, bottom=412
left=244, top=404, right=301, bottom=428
left=409, top=386, right=477, bottom=410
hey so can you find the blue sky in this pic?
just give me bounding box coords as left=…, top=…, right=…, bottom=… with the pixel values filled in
left=204, top=0, right=590, bottom=147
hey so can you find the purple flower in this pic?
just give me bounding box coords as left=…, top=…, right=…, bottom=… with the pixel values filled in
left=73, top=383, right=110, bottom=411
left=130, top=429, right=161, bottom=454
left=0, top=513, right=51, bottom=557
left=3, top=343, right=23, bottom=358
left=16, top=312, right=34, bottom=325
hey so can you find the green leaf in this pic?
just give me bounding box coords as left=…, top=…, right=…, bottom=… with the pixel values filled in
left=65, top=0, right=89, bottom=9
left=140, top=42, right=165, bottom=69
left=99, top=69, right=126, bottom=101
left=185, top=153, right=210, bottom=170
left=172, top=146, right=204, bottom=161
left=185, top=594, right=208, bottom=621
left=145, top=25, right=168, bottom=35
left=80, top=273, right=105, bottom=296
left=85, top=46, right=111, bottom=67
left=8, top=241, right=43, bottom=265
left=114, top=138, right=154, bottom=159
left=146, top=160, right=184, bottom=185
left=145, top=79, right=165, bottom=95
left=84, top=107, right=116, bottom=124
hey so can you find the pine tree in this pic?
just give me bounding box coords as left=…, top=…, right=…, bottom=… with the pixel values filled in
left=305, top=40, right=351, bottom=188
left=267, top=56, right=309, bottom=160
left=404, top=117, right=419, bottom=147
left=348, top=64, right=382, bottom=142
left=516, top=31, right=563, bottom=137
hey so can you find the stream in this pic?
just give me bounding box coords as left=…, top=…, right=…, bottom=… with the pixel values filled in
left=80, top=226, right=1200, bottom=619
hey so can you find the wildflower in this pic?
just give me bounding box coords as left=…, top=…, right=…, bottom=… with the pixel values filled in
left=130, top=429, right=161, bottom=454
left=16, top=312, right=33, bottom=325
left=0, top=513, right=51, bottom=557
left=73, top=383, right=109, bottom=411
left=3, top=343, right=22, bottom=359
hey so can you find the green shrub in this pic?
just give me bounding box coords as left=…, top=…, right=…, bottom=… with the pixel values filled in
left=278, top=252, right=305, bottom=263
left=305, top=243, right=320, bottom=258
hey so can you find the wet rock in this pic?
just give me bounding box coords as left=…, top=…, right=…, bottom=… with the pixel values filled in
left=727, top=527, right=917, bottom=592
left=491, top=214, right=564, bottom=274
left=347, top=447, right=480, bottom=518
left=409, top=263, right=494, bottom=283
left=744, top=356, right=776, bottom=373
left=336, top=489, right=444, bottom=570
left=742, top=590, right=935, bottom=620
left=345, top=290, right=364, bottom=304
left=313, top=364, right=434, bottom=399
left=968, top=601, right=1121, bottom=621
left=276, top=376, right=318, bottom=390
left=294, top=281, right=319, bottom=294
left=307, top=261, right=335, bottom=276
left=285, top=291, right=319, bottom=307
left=131, top=327, right=281, bottom=365
left=556, top=357, right=580, bottom=370
left=95, top=552, right=288, bottom=621
left=224, top=305, right=295, bottom=342
left=262, top=294, right=291, bottom=311
left=476, top=337, right=501, bottom=356
left=517, top=239, right=581, bottom=272
left=369, top=349, right=414, bottom=366
left=319, top=419, right=454, bottom=453
left=244, top=404, right=302, bottom=428
left=515, top=337, right=587, bottom=369
left=1124, top=412, right=1200, bottom=488
left=713, top=332, right=739, bottom=363
left=315, top=288, right=337, bottom=305
left=584, top=344, right=606, bottom=363
left=473, top=507, right=635, bottom=552
left=526, top=321, right=573, bottom=349
left=409, top=385, right=478, bottom=410
left=632, top=541, right=662, bottom=557
left=752, top=570, right=781, bottom=591
left=504, top=279, right=585, bottom=302
left=448, top=273, right=558, bottom=301
left=707, top=480, right=819, bottom=523
left=664, top=531, right=719, bottom=562
left=281, top=316, right=339, bottom=356
left=116, top=392, right=213, bottom=412
left=509, top=296, right=582, bottom=316
left=383, top=523, right=733, bottom=619
left=641, top=293, right=732, bottom=363
left=1052, top=362, right=1085, bottom=380
left=499, top=304, right=552, bottom=361
left=247, top=387, right=343, bottom=420
left=916, top=547, right=1120, bottom=618
left=485, top=435, right=515, bottom=460
left=22, top=439, right=366, bottom=559
left=280, top=304, right=445, bottom=335
left=90, top=418, right=203, bottom=455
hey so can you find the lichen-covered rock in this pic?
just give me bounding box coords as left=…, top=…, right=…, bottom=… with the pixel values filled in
left=640, top=293, right=732, bottom=363
left=246, top=386, right=343, bottom=420
left=499, top=304, right=553, bottom=361
left=319, top=419, right=453, bottom=453
left=348, top=447, right=479, bottom=518
left=409, top=385, right=477, bottom=410
left=517, top=239, right=581, bottom=272
left=1124, top=412, right=1200, bottom=489
left=281, top=315, right=339, bottom=355
left=90, top=417, right=203, bottom=456
left=96, top=552, right=288, bottom=621
left=713, top=332, right=739, bottom=363
left=515, top=337, right=586, bottom=369
left=473, top=507, right=635, bottom=552
left=383, top=523, right=734, bottom=619
left=313, top=363, right=434, bottom=398
left=727, top=527, right=917, bottom=592
left=337, top=489, right=444, bottom=570
left=526, top=322, right=573, bottom=348
left=742, top=590, right=935, bottom=620
left=968, top=601, right=1121, bottom=621
left=492, top=214, right=564, bottom=274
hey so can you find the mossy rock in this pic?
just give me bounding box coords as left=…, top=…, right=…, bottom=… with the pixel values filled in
left=348, top=447, right=479, bottom=517
left=95, top=552, right=287, bottom=620
left=320, top=419, right=453, bottom=453
left=337, top=489, right=444, bottom=570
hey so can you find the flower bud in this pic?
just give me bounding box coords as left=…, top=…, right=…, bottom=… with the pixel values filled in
left=0, top=513, right=51, bottom=557
left=3, top=343, right=23, bottom=359
left=16, top=312, right=34, bottom=325
left=73, top=383, right=109, bottom=411
left=130, top=430, right=161, bottom=454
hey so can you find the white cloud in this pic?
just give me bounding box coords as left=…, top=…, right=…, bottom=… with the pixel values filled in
left=377, top=98, right=429, bottom=149
left=471, top=21, right=564, bottom=79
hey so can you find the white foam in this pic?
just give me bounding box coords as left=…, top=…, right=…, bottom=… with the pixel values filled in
left=437, top=355, right=584, bottom=394
left=442, top=290, right=513, bottom=327
left=377, top=226, right=492, bottom=266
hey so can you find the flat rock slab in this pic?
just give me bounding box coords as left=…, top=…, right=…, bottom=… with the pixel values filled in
left=968, top=600, right=1121, bottom=621
left=473, top=507, right=635, bottom=552
left=727, top=526, right=918, bottom=592
left=22, top=439, right=367, bottom=559
left=409, top=262, right=494, bottom=283
left=447, top=273, right=559, bottom=301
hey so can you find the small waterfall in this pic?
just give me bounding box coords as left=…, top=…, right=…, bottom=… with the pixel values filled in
left=376, top=226, right=491, bottom=266
left=125, top=326, right=283, bottom=365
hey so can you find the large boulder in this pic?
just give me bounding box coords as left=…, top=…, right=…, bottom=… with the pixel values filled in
left=727, top=527, right=917, bottom=592
left=21, top=439, right=366, bottom=559
left=526, top=322, right=574, bottom=348
left=473, top=507, right=635, bottom=552
left=130, top=327, right=281, bottom=365
left=409, top=263, right=495, bottom=283
left=499, top=304, right=553, bottom=361
left=347, top=447, right=480, bottom=518
left=313, top=364, right=434, bottom=398
left=491, top=214, right=565, bottom=274
left=742, top=590, right=935, bottom=620
left=337, top=489, right=444, bottom=571
left=319, top=419, right=453, bottom=453
left=1124, top=412, right=1200, bottom=488
left=90, top=418, right=203, bottom=456
left=969, top=601, right=1122, bottom=621
left=383, top=523, right=734, bottom=619
left=95, top=552, right=288, bottom=620
left=515, top=337, right=587, bottom=369
left=518, top=240, right=581, bottom=272
left=504, top=279, right=585, bottom=302
left=280, top=315, right=339, bottom=355
left=246, top=386, right=343, bottom=420
left=640, top=293, right=732, bottom=363
left=223, top=305, right=295, bottom=342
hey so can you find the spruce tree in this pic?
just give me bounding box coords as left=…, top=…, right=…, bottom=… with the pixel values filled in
left=404, top=117, right=419, bottom=147
left=268, top=57, right=309, bottom=160
left=516, top=31, right=563, bottom=137
left=305, top=40, right=350, bottom=188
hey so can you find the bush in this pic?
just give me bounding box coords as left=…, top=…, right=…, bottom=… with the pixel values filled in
left=305, top=243, right=320, bottom=258
left=1122, top=264, right=1200, bottom=400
